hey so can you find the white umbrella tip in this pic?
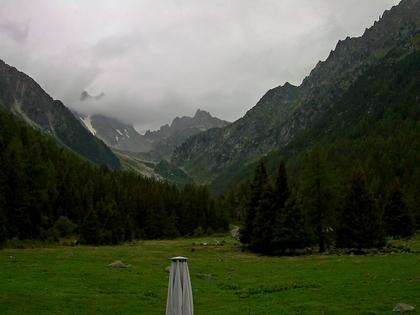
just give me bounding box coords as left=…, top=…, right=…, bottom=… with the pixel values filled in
left=171, top=256, right=188, bottom=261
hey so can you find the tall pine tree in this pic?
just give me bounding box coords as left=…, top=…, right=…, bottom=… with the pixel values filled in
left=240, top=160, right=269, bottom=244
left=250, top=181, right=275, bottom=254
left=384, top=180, right=415, bottom=238
left=274, top=196, right=307, bottom=254
left=299, top=146, right=334, bottom=253
left=336, top=167, right=385, bottom=250
left=273, top=161, right=307, bottom=254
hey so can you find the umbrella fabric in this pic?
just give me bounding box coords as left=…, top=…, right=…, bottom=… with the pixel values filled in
left=166, top=257, right=194, bottom=315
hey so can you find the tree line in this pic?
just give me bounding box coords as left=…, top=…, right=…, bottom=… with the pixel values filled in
left=0, top=111, right=229, bottom=245
left=239, top=146, right=418, bottom=255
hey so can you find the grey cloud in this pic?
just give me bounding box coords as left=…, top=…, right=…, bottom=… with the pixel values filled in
left=92, top=32, right=148, bottom=60
left=0, top=19, right=29, bottom=42
left=0, top=0, right=400, bottom=130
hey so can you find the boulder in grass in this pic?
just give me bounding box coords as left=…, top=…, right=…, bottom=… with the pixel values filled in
left=393, top=303, right=415, bottom=312
left=108, top=260, right=127, bottom=268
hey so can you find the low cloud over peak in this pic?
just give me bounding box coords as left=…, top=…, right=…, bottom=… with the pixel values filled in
left=0, top=0, right=400, bottom=130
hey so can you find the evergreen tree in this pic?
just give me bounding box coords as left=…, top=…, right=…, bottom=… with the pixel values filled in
left=299, top=146, right=334, bottom=253
left=274, top=161, right=289, bottom=209
left=144, top=206, right=167, bottom=239
left=384, top=180, right=416, bottom=238
left=274, top=196, right=307, bottom=254
left=0, top=212, right=7, bottom=244
left=250, top=181, right=275, bottom=254
left=0, top=145, right=8, bottom=243
left=80, top=209, right=102, bottom=245
left=336, top=167, right=385, bottom=250
left=240, top=160, right=269, bottom=244
left=4, top=137, right=34, bottom=239
left=273, top=162, right=307, bottom=254
left=101, top=199, right=125, bottom=244
left=409, top=169, right=420, bottom=229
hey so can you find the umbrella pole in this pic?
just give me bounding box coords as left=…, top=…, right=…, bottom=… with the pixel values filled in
left=166, top=256, right=194, bottom=315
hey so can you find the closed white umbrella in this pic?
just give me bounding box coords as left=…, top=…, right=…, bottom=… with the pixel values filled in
left=166, top=256, right=194, bottom=315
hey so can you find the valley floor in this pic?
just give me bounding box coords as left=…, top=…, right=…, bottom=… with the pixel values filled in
left=1, top=236, right=420, bottom=314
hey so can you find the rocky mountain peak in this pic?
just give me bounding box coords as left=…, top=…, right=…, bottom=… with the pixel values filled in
left=303, top=0, right=419, bottom=91
left=194, top=109, right=212, bottom=119
left=80, top=90, right=105, bottom=101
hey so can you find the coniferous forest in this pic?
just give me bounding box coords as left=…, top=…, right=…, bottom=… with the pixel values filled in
left=239, top=154, right=418, bottom=255
left=0, top=111, right=229, bottom=245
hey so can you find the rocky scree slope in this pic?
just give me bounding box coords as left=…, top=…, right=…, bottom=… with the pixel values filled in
left=74, top=112, right=152, bottom=153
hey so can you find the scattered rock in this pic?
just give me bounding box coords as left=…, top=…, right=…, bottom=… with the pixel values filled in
left=393, top=303, right=415, bottom=312
left=230, top=226, right=240, bottom=240
left=165, top=266, right=171, bottom=273
left=199, top=240, right=225, bottom=247
left=108, top=260, right=127, bottom=268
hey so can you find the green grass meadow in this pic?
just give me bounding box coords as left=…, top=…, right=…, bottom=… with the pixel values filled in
left=1, top=236, right=419, bottom=314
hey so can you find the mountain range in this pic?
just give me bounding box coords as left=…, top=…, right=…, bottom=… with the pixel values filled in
left=74, top=108, right=229, bottom=161
left=73, top=108, right=229, bottom=183
left=0, top=57, right=229, bottom=184
left=172, top=0, right=420, bottom=188
left=144, top=109, right=230, bottom=161
left=0, top=0, right=418, bottom=193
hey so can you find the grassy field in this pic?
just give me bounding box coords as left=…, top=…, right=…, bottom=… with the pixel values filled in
left=1, top=236, right=419, bottom=315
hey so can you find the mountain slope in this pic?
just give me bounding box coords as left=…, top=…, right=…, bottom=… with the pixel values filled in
left=0, top=60, right=120, bottom=169
left=209, top=43, right=420, bottom=193
left=74, top=108, right=229, bottom=161
left=146, top=109, right=230, bottom=161
left=173, top=0, right=420, bottom=184
left=74, top=112, right=152, bottom=152
left=112, top=149, right=193, bottom=186
left=72, top=109, right=227, bottom=183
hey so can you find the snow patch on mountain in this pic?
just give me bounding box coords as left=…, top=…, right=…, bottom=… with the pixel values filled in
left=80, top=115, right=97, bottom=135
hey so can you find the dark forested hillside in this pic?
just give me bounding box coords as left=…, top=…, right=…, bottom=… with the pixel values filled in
left=218, top=48, right=420, bottom=250
left=0, top=111, right=229, bottom=245
left=0, top=60, right=120, bottom=169
left=216, top=44, right=420, bottom=187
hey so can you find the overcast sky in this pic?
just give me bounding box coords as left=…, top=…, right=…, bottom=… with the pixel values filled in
left=0, top=0, right=399, bottom=132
